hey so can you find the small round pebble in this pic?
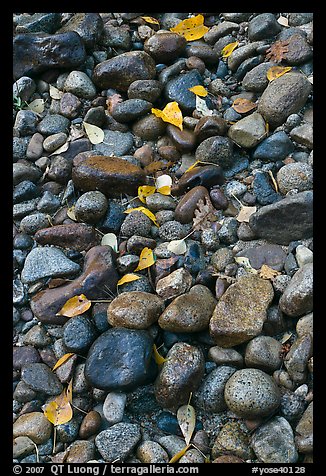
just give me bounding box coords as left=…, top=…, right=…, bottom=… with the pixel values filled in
left=75, top=191, right=108, bottom=224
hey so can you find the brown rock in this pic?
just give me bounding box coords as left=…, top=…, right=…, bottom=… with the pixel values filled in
left=72, top=156, right=146, bottom=196
left=172, top=165, right=224, bottom=196
left=13, top=346, right=41, bottom=370
left=30, top=246, right=118, bottom=324
left=132, top=113, right=167, bottom=140
left=79, top=411, right=102, bottom=439
left=13, top=412, right=52, bottom=444
left=144, top=32, right=187, bottom=63
left=166, top=124, right=196, bottom=152
left=194, top=115, right=227, bottom=143
left=34, top=224, right=100, bottom=252
left=175, top=185, right=211, bottom=224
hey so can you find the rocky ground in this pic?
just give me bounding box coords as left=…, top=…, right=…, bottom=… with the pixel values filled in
left=13, top=12, right=313, bottom=464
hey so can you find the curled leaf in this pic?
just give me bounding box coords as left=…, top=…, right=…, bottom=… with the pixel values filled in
left=170, top=14, right=209, bottom=41
left=177, top=403, right=196, bottom=445
left=167, top=239, right=187, bottom=255
left=232, top=98, right=257, bottom=114
left=49, top=142, right=69, bottom=156
left=27, top=99, right=45, bottom=114
left=156, top=174, right=172, bottom=196
left=267, top=66, right=292, bottom=82
left=153, top=344, right=167, bottom=365
left=134, top=247, right=156, bottom=272
left=221, top=41, right=239, bottom=58
left=169, top=445, right=191, bottom=463
left=56, top=294, right=91, bottom=318
left=152, top=101, right=183, bottom=130
left=138, top=185, right=156, bottom=203
left=83, top=122, right=104, bottom=145
left=52, top=353, right=75, bottom=371
left=117, top=274, right=141, bottom=286
left=124, top=206, right=159, bottom=227
left=101, top=233, right=118, bottom=252
left=188, top=85, right=208, bottom=97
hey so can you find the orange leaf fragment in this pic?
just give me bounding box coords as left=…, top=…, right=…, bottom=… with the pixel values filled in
left=221, top=41, right=239, bottom=58
left=232, top=98, right=257, bottom=114
left=267, top=66, right=292, bottom=82
left=170, top=14, right=209, bottom=41
left=134, top=247, right=156, bottom=272
left=56, top=294, right=91, bottom=318
left=152, top=101, right=183, bottom=130
left=188, top=85, right=208, bottom=97
left=259, top=264, right=281, bottom=280
left=52, top=353, right=75, bottom=371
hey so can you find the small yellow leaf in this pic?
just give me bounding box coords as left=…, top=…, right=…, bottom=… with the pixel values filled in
left=221, top=41, right=239, bottom=58
left=43, top=390, right=73, bottom=426
left=153, top=344, right=167, bottom=365
left=265, top=122, right=270, bottom=135
left=124, top=206, right=159, bottom=227
left=52, top=353, right=75, bottom=371
left=169, top=445, right=191, bottom=463
left=184, top=160, right=201, bottom=174
left=170, top=14, right=209, bottom=41
left=141, top=16, right=160, bottom=25
left=138, top=185, right=156, bottom=203
left=117, top=274, right=141, bottom=286
left=188, top=85, right=208, bottom=97
left=236, top=205, right=257, bottom=223
left=152, top=101, right=183, bottom=130
left=134, top=247, right=155, bottom=272
left=232, top=98, right=257, bottom=114
left=27, top=99, right=44, bottom=114
left=266, top=66, right=292, bottom=82
left=268, top=170, right=279, bottom=192
left=83, top=122, right=104, bottom=145
left=56, top=294, right=91, bottom=318
left=177, top=403, right=196, bottom=445
left=157, top=185, right=171, bottom=196
left=67, top=206, right=77, bottom=221
left=49, top=85, right=63, bottom=100
left=259, top=264, right=281, bottom=280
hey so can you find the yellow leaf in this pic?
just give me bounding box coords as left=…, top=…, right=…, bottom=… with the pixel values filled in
left=169, top=445, right=191, bottom=463
left=266, top=66, right=292, bottom=82
left=184, top=160, right=201, bottom=174
left=234, top=256, right=258, bottom=274
left=259, top=264, right=281, bottom=280
left=221, top=41, right=239, bottom=58
left=56, top=294, right=91, bottom=318
left=268, top=170, right=278, bottom=192
left=52, top=353, right=75, bottom=371
left=117, top=274, right=141, bottom=286
left=83, top=122, right=104, bottom=144
left=265, top=122, right=270, bottom=135
left=141, top=16, right=160, bottom=25
left=134, top=247, right=155, bottom=271
left=152, top=101, right=183, bottom=130
left=157, top=185, right=171, bottom=196
left=67, top=206, right=77, bottom=221
left=138, top=185, right=156, bottom=203
left=177, top=403, right=196, bottom=445
left=43, top=390, right=73, bottom=426
left=153, top=344, right=167, bottom=365
left=170, top=14, right=209, bottom=41
left=232, top=98, right=257, bottom=114
left=27, top=99, right=45, bottom=114
left=124, top=206, right=159, bottom=227
left=188, top=85, right=208, bottom=97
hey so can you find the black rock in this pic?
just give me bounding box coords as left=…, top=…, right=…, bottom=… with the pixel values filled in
left=184, top=241, right=206, bottom=276
left=13, top=180, right=38, bottom=204
left=156, top=411, right=202, bottom=436
left=57, top=13, right=103, bottom=51
left=248, top=13, right=281, bottom=41
left=21, top=363, right=63, bottom=395
left=100, top=201, right=126, bottom=234
left=164, top=69, right=204, bottom=113
left=234, top=55, right=264, bottom=81
left=15, top=13, right=61, bottom=34
left=63, top=315, right=98, bottom=354
left=84, top=328, right=158, bottom=391
left=253, top=131, right=295, bottom=162
left=253, top=171, right=282, bottom=205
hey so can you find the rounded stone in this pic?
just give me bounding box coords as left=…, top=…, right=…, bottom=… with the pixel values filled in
left=21, top=362, right=63, bottom=396
left=279, top=263, right=313, bottom=317
left=194, top=365, right=237, bottom=413
left=79, top=411, right=102, bottom=439
left=111, top=99, right=152, bottom=123
left=224, top=368, right=281, bottom=418
left=127, top=80, right=163, bottom=103
left=42, top=133, right=68, bottom=153
left=64, top=71, right=96, bottom=99
left=75, top=191, right=108, bottom=224
left=245, top=336, right=282, bottom=373
left=63, top=315, right=97, bottom=354
left=84, top=328, right=157, bottom=391
left=95, top=423, right=141, bottom=462
left=175, top=186, right=210, bottom=224
left=107, top=292, right=165, bottom=329
left=136, top=441, right=169, bottom=463
left=13, top=412, right=52, bottom=444
left=144, top=32, right=186, bottom=63
left=158, top=220, right=188, bottom=241
left=277, top=163, right=313, bottom=195
left=120, top=211, right=152, bottom=238
left=195, top=135, right=234, bottom=168
left=103, top=392, right=127, bottom=425
left=37, top=114, right=70, bottom=136
left=132, top=113, right=167, bottom=141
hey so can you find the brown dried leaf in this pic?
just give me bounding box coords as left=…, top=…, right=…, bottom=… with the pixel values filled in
left=106, top=93, right=123, bottom=114
left=236, top=205, right=257, bottom=223
left=259, top=264, right=281, bottom=280
left=144, top=161, right=173, bottom=174
left=232, top=98, right=257, bottom=114
left=265, top=39, right=290, bottom=63
left=193, top=197, right=217, bottom=231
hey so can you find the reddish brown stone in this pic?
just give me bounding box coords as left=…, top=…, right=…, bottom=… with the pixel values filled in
left=34, top=224, right=100, bottom=252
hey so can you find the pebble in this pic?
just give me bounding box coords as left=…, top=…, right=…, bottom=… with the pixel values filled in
left=158, top=284, right=217, bottom=333
left=158, top=220, right=188, bottom=241
left=228, top=112, right=266, bottom=149
left=65, top=440, right=95, bottom=463
left=154, top=342, right=205, bottom=410
left=56, top=418, right=80, bottom=443
left=164, top=69, right=204, bottom=113
left=212, top=421, right=253, bottom=460
left=126, top=236, right=156, bottom=254
left=79, top=411, right=102, bottom=439
left=179, top=448, right=205, bottom=463
left=42, top=133, right=67, bottom=153
left=64, top=71, right=96, bottom=99
left=21, top=362, right=63, bottom=395
left=93, top=51, right=156, bottom=91
left=211, top=247, right=234, bottom=272
left=257, top=72, right=312, bottom=127
left=185, top=41, right=219, bottom=65
left=26, top=133, right=44, bottom=161
left=290, top=123, right=313, bottom=149
left=95, top=423, right=141, bottom=462
left=296, top=313, right=313, bottom=338
left=156, top=268, right=193, bottom=300
left=251, top=416, right=298, bottom=463
left=242, top=61, right=276, bottom=92
left=208, top=346, right=244, bottom=368
left=37, top=114, right=70, bottom=136
left=37, top=191, right=61, bottom=214
left=13, top=346, right=41, bottom=370
left=100, top=201, right=125, bottom=234
left=225, top=180, right=247, bottom=198
left=280, top=391, right=306, bottom=422
left=60, top=93, right=82, bottom=119
left=13, top=162, right=42, bottom=186
left=30, top=246, right=118, bottom=324
left=284, top=34, right=313, bottom=66
left=173, top=165, right=224, bottom=196
left=63, top=315, right=97, bottom=354
left=94, top=130, right=134, bottom=157
left=84, top=328, right=157, bottom=391
left=13, top=76, right=36, bottom=102
left=217, top=217, right=239, bottom=244
left=132, top=114, right=167, bottom=140
left=210, top=274, right=274, bottom=347
left=111, top=99, right=152, bottom=123
left=128, top=79, right=163, bottom=102
left=295, top=402, right=313, bottom=453
left=253, top=131, right=294, bottom=161
left=248, top=13, right=281, bottom=40
left=284, top=334, right=313, bottom=384
left=13, top=412, right=52, bottom=444
left=21, top=246, right=80, bottom=284
left=195, top=136, right=234, bottom=168
left=107, top=292, right=164, bottom=329
left=103, top=392, right=127, bottom=425
left=14, top=110, right=38, bottom=136
left=277, top=163, right=313, bottom=195
left=157, top=435, right=185, bottom=458
left=74, top=191, right=108, bottom=224
left=146, top=193, right=176, bottom=212
left=23, top=325, right=51, bottom=348
left=72, top=156, right=145, bottom=196
left=121, top=211, right=152, bottom=238
left=136, top=441, right=169, bottom=463
left=144, top=32, right=186, bottom=63
left=13, top=436, right=35, bottom=459
left=249, top=191, right=313, bottom=245
left=224, top=368, right=281, bottom=418
left=34, top=223, right=99, bottom=252
left=13, top=381, right=37, bottom=403
left=244, top=336, right=282, bottom=373
left=228, top=41, right=265, bottom=71
left=175, top=186, right=211, bottom=224
left=279, top=263, right=313, bottom=317
left=194, top=365, right=237, bottom=412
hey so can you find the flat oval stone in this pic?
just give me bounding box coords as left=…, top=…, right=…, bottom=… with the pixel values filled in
left=185, top=41, right=219, bottom=65
left=84, top=328, right=157, bottom=391
left=13, top=32, right=86, bottom=78
left=158, top=284, right=217, bottom=333
left=63, top=315, right=98, bottom=354
left=79, top=411, right=102, bottom=439
left=194, top=116, right=227, bottom=143
left=95, top=423, right=141, bottom=462
left=93, top=51, right=156, bottom=91
left=245, top=336, right=283, bottom=373
left=144, top=32, right=186, bottom=63
left=154, top=342, right=205, bottom=410
left=253, top=131, right=294, bottom=161
left=72, top=156, right=146, bottom=196
left=21, top=363, right=63, bottom=395
left=166, top=124, right=196, bottom=153
left=111, top=99, right=152, bottom=123
left=128, top=80, right=163, bottom=102
left=209, top=275, right=274, bottom=347
left=172, top=165, right=224, bottom=196
left=132, top=114, right=167, bottom=140
left=175, top=186, right=211, bottom=224
left=235, top=244, right=287, bottom=271
left=224, top=368, right=281, bottom=418
left=13, top=412, right=52, bottom=444
left=194, top=366, right=237, bottom=413
left=107, top=292, right=165, bottom=329
left=34, top=224, right=100, bottom=252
